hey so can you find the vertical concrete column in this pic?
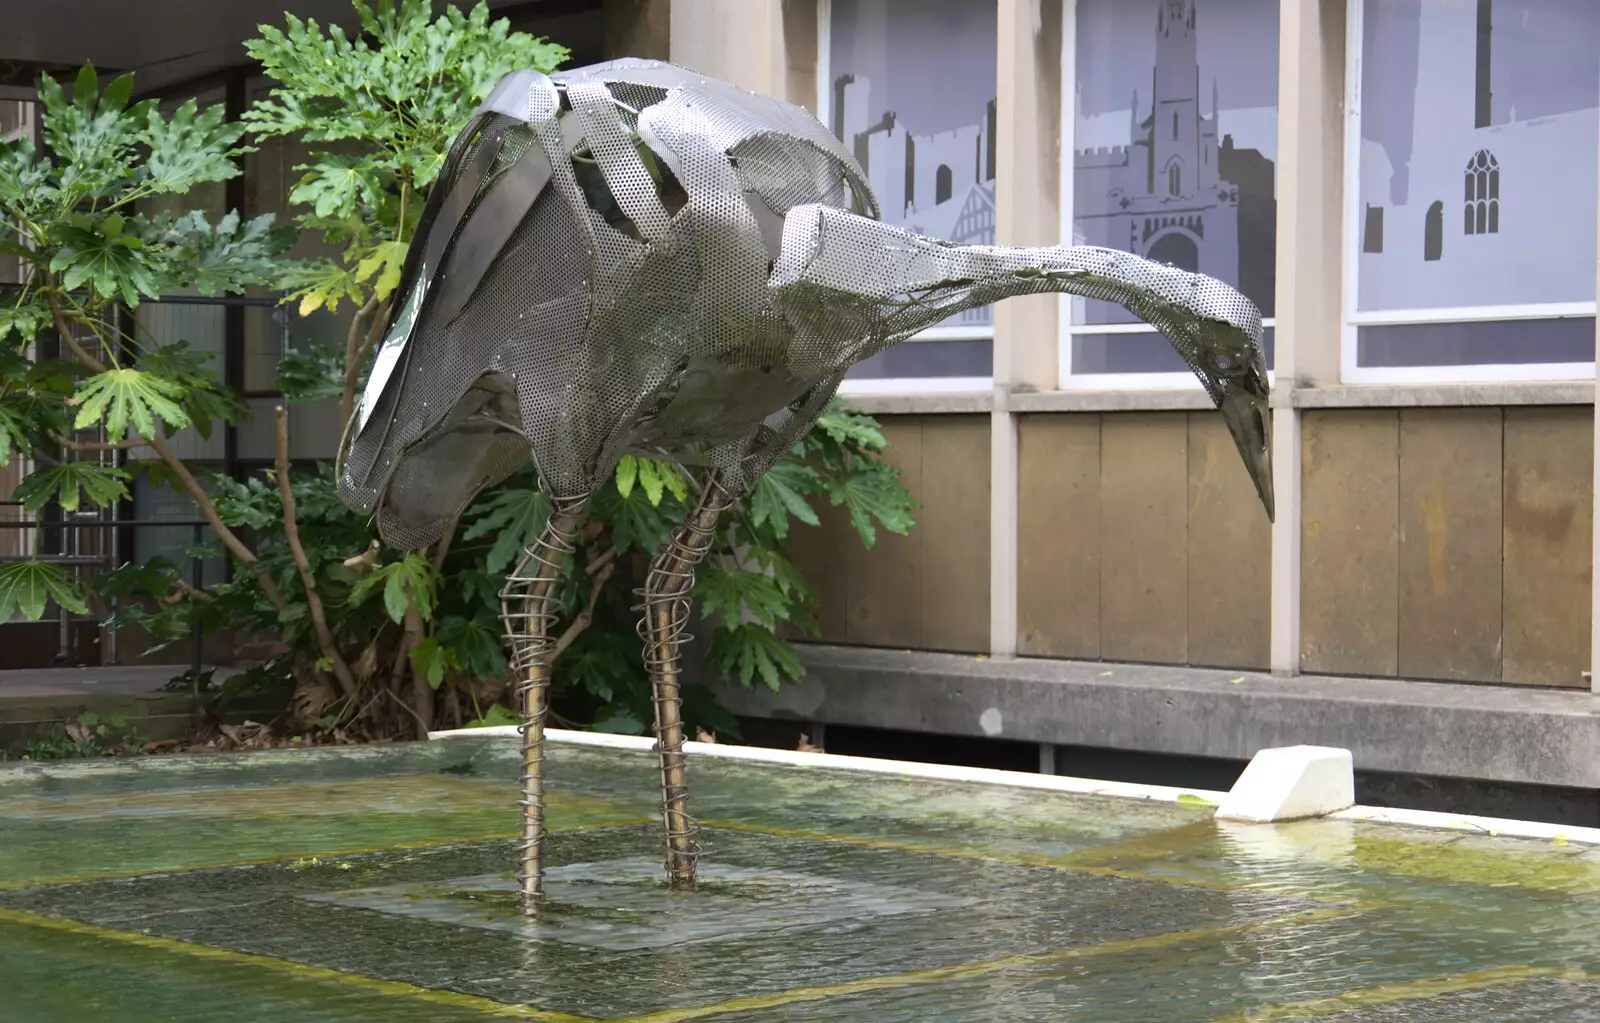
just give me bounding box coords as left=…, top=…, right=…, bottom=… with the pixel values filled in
left=1592, top=99, right=1600, bottom=696
left=669, top=0, right=786, bottom=98
left=1269, top=0, right=1346, bottom=676
left=992, top=0, right=1063, bottom=657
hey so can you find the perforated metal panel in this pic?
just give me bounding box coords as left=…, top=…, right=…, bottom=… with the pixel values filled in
left=340, top=60, right=1270, bottom=549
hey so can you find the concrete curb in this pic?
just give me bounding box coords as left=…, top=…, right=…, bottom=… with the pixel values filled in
left=430, top=728, right=1600, bottom=847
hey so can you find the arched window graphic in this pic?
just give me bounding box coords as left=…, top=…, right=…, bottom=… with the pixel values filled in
left=1464, top=149, right=1500, bottom=235
left=935, top=164, right=953, bottom=205
left=1172, top=111, right=1179, bottom=140
left=1424, top=200, right=1444, bottom=262
left=1167, top=161, right=1181, bottom=197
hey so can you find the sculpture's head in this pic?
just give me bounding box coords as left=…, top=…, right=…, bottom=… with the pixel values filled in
left=1178, top=315, right=1274, bottom=522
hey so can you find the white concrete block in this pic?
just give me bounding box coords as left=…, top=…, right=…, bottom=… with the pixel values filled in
left=1214, top=745, right=1355, bottom=823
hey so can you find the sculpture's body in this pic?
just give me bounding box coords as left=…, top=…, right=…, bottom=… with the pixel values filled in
left=339, top=60, right=1273, bottom=909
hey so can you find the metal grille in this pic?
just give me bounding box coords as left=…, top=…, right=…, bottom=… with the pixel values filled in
left=341, top=60, right=1269, bottom=549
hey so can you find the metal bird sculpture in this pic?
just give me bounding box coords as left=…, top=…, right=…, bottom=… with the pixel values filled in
left=338, top=59, right=1272, bottom=910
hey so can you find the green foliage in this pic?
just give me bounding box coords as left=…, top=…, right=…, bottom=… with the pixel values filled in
left=0, top=561, right=90, bottom=621
left=244, top=0, right=568, bottom=316
left=24, top=713, right=148, bottom=760
left=161, top=399, right=913, bottom=735
left=0, top=59, right=288, bottom=622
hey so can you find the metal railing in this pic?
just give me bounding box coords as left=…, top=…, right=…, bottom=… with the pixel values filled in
left=0, top=513, right=214, bottom=706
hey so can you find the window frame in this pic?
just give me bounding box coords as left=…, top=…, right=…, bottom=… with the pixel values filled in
left=1055, top=0, right=1278, bottom=392
left=817, top=0, right=996, bottom=396
left=1339, top=0, right=1596, bottom=385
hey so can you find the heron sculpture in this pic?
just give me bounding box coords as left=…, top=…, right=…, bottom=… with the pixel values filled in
left=338, top=59, right=1274, bottom=910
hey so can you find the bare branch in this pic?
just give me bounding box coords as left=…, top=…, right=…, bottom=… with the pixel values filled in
left=551, top=556, right=617, bottom=661
left=338, top=293, right=384, bottom=435
left=276, top=405, right=360, bottom=700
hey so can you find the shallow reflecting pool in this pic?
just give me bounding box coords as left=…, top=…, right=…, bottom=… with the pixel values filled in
left=1, top=737, right=1598, bottom=1021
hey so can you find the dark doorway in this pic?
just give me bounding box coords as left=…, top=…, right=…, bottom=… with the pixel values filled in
left=1424, top=200, right=1444, bottom=261
left=1147, top=231, right=1200, bottom=272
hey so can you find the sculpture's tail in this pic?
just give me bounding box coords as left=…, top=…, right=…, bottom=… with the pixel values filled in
left=770, top=205, right=1274, bottom=521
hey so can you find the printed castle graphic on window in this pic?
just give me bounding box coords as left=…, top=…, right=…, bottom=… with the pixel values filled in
left=1073, top=0, right=1277, bottom=324
left=830, top=73, right=998, bottom=330
left=1358, top=0, right=1600, bottom=312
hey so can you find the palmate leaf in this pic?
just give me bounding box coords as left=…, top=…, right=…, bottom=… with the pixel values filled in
left=350, top=553, right=435, bottom=624
left=0, top=136, right=53, bottom=211
left=72, top=368, right=190, bottom=441
left=0, top=298, right=50, bottom=345
left=815, top=402, right=887, bottom=451
left=49, top=213, right=163, bottom=306
left=408, top=636, right=457, bottom=689
left=749, top=459, right=822, bottom=540
left=463, top=485, right=550, bottom=576
left=139, top=341, right=249, bottom=440
left=275, top=344, right=345, bottom=403
left=696, top=563, right=793, bottom=629
left=12, top=462, right=129, bottom=513
left=354, top=239, right=410, bottom=302
left=278, top=259, right=366, bottom=318
left=616, top=455, right=688, bottom=507
left=0, top=561, right=89, bottom=622
left=159, top=210, right=295, bottom=296
left=706, top=623, right=805, bottom=692
left=36, top=64, right=146, bottom=200
left=139, top=97, right=248, bottom=194
left=290, top=155, right=388, bottom=221
left=823, top=458, right=916, bottom=549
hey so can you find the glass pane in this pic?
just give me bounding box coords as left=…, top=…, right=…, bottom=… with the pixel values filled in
left=827, top=0, right=997, bottom=336
left=1356, top=318, right=1594, bottom=367
left=845, top=339, right=992, bottom=380
left=1357, top=0, right=1600, bottom=315
left=1072, top=326, right=1275, bottom=375
left=132, top=475, right=228, bottom=589
left=1072, top=0, right=1281, bottom=330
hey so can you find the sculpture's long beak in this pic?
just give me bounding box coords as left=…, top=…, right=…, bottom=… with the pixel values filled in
left=1217, top=381, right=1274, bottom=523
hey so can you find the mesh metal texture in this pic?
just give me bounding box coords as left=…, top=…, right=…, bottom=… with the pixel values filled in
left=340, top=60, right=1269, bottom=549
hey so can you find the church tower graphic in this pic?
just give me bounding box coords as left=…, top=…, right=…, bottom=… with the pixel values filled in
left=1074, top=0, right=1277, bottom=323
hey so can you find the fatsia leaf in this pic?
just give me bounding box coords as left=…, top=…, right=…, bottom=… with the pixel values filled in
left=72, top=368, right=189, bottom=441
left=275, top=344, right=345, bottom=403
left=351, top=553, right=435, bottom=625
left=139, top=98, right=248, bottom=194
left=816, top=402, right=888, bottom=451
left=48, top=216, right=162, bottom=305
left=696, top=563, right=792, bottom=629
left=12, top=462, right=129, bottom=513
left=277, top=259, right=364, bottom=317
left=159, top=209, right=295, bottom=296
left=706, top=623, right=805, bottom=692
left=0, top=299, right=50, bottom=345
left=408, top=636, right=457, bottom=689
left=749, top=459, right=822, bottom=540
left=615, top=454, right=638, bottom=499
left=463, top=485, right=550, bottom=576
left=823, top=458, right=916, bottom=549
left=353, top=240, right=409, bottom=302
left=0, top=561, right=89, bottom=622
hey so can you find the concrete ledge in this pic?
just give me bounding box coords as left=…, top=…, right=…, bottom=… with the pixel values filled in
left=1293, top=381, right=1593, bottom=408
left=833, top=391, right=993, bottom=415
left=1008, top=388, right=1215, bottom=413
left=712, top=645, right=1600, bottom=791
left=428, top=726, right=1229, bottom=805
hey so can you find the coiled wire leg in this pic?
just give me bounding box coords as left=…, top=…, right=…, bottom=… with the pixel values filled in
left=637, top=472, right=734, bottom=886
left=500, top=499, right=588, bottom=912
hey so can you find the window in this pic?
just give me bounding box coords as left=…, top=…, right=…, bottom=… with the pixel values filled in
left=1344, top=0, right=1600, bottom=382
left=1062, top=0, right=1279, bottom=388
left=1463, top=149, right=1499, bottom=236
left=821, top=0, right=997, bottom=392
